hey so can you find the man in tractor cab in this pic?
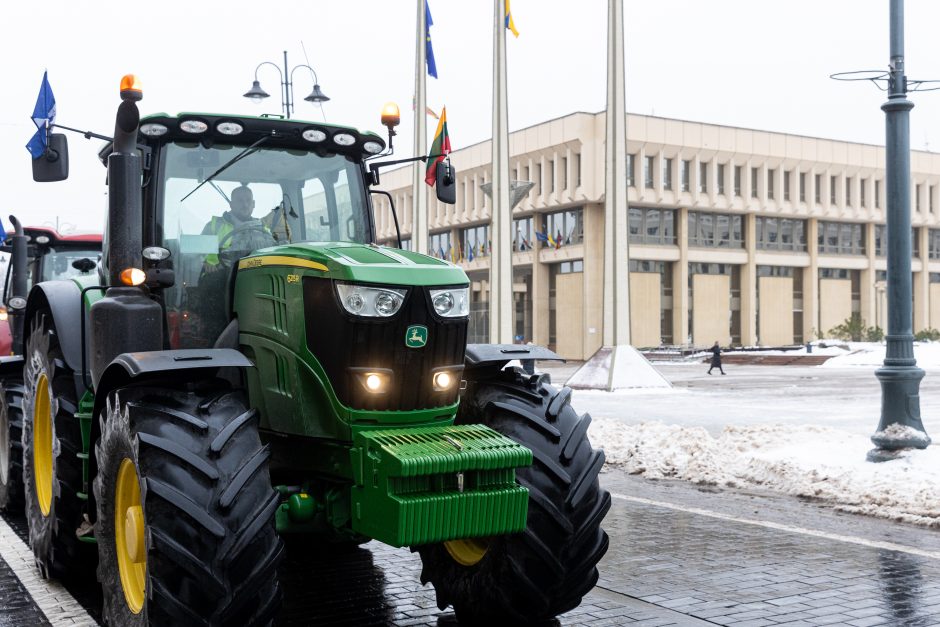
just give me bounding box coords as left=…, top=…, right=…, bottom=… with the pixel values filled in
left=201, top=184, right=276, bottom=268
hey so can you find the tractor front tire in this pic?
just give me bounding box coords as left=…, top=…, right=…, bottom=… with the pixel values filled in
left=416, top=369, right=611, bottom=624
left=0, top=378, right=25, bottom=511
left=21, top=315, right=92, bottom=580
left=94, top=382, right=283, bottom=626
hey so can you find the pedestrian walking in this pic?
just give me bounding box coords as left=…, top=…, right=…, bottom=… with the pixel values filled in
left=707, top=341, right=726, bottom=375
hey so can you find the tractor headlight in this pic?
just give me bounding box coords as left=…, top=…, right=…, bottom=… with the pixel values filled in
left=430, top=287, right=469, bottom=318
left=335, top=283, right=406, bottom=318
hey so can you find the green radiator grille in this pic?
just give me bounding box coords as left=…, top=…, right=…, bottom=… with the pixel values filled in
left=350, top=424, right=532, bottom=547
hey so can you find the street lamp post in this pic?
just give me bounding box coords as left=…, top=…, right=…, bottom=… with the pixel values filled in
left=834, top=0, right=933, bottom=461
left=243, top=50, right=329, bottom=119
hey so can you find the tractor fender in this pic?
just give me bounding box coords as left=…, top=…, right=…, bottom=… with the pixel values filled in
left=463, top=343, right=564, bottom=378
left=0, top=355, right=24, bottom=378
left=91, top=348, right=254, bottom=422
left=25, top=281, right=88, bottom=399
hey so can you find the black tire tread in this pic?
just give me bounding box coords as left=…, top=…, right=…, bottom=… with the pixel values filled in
left=0, top=379, right=25, bottom=511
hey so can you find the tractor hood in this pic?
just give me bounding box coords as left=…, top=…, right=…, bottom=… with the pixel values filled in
left=237, top=242, right=469, bottom=286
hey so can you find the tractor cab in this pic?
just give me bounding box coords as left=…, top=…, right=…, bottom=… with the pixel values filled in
left=0, top=226, right=101, bottom=294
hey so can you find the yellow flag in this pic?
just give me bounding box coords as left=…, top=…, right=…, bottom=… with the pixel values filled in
left=505, top=0, right=519, bottom=37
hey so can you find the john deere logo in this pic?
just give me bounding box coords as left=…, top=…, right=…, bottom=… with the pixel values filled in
left=406, top=325, right=428, bottom=348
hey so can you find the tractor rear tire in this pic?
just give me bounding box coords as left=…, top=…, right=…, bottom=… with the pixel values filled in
left=0, top=378, right=25, bottom=511
left=94, top=382, right=283, bottom=626
left=21, top=315, right=94, bottom=580
left=416, top=369, right=611, bottom=625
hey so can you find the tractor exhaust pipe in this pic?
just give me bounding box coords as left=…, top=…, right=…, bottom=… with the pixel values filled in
left=7, top=215, right=27, bottom=354
left=89, top=75, right=163, bottom=387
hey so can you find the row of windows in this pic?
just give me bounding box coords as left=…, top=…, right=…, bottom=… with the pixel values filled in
left=627, top=155, right=890, bottom=210
left=755, top=217, right=807, bottom=252
left=515, top=154, right=582, bottom=196
left=688, top=211, right=744, bottom=249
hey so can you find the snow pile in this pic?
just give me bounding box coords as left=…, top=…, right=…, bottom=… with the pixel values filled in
left=822, top=341, right=940, bottom=368
left=591, top=419, right=940, bottom=527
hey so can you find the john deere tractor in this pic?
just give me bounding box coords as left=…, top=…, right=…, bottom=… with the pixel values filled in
left=0, top=217, right=100, bottom=511
left=24, top=75, right=610, bottom=625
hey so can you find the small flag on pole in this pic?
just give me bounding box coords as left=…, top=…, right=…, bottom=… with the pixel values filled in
left=425, top=1, right=438, bottom=78
left=26, top=71, right=56, bottom=159
left=425, top=106, right=452, bottom=186
left=505, top=0, right=519, bottom=37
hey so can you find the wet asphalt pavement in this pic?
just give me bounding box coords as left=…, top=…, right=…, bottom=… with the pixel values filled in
left=3, top=470, right=940, bottom=626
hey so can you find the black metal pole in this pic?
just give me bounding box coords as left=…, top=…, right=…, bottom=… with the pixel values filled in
left=869, top=0, right=931, bottom=461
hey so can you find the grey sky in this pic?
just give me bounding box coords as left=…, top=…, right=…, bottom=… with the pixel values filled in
left=1, top=0, right=939, bottom=233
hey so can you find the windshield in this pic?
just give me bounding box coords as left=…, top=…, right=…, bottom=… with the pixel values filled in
left=39, top=248, right=100, bottom=282
left=159, top=141, right=371, bottom=349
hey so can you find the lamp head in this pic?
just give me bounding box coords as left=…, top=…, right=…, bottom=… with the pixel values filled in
left=243, top=80, right=270, bottom=104
left=304, top=84, right=330, bottom=103
left=381, top=102, right=401, bottom=133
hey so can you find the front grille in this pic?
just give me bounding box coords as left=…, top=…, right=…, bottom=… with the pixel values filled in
left=304, top=278, right=468, bottom=412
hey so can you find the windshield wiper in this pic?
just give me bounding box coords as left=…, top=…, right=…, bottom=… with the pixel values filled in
left=180, top=133, right=273, bottom=203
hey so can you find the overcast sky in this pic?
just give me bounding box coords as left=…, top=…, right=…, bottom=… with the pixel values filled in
left=2, top=0, right=940, bottom=233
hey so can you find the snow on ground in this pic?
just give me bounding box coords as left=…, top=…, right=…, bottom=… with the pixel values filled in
left=590, top=418, right=940, bottom=528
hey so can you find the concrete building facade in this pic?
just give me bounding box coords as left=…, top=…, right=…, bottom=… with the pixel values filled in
left=372, top=111, right=940, bottom=360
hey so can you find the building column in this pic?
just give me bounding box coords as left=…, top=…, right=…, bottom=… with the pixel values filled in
left=532, top=251, right=550, bottom=345
left=861, top=223, right=877, bottom=329
left=804, top=218, right=819, bottom=340
left=914, top=226, right=930, bottom=332
left=742, top=212, right=758, bottom=346
left=674, top=207, right=690, bottom=344
left=583, top=203, right=605, bottom=357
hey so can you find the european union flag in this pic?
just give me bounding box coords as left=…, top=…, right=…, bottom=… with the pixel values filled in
left=26, top=71, right=56, bottom=159
left=425, top=1, right=438, bottom=79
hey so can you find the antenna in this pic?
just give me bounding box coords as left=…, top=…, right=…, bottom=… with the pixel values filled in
left=301, top=40, right=327, bottom=123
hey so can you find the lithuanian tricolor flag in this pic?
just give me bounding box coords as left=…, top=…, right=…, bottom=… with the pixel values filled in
left=425, top=106, right=451, bottom=186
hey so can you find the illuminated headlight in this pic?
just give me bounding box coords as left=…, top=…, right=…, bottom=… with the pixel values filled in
left=333, top=133, right=356, bottom=146
left=432, top=371, right=455, bottom=391
left=303, top=129, right=327, bottom=143
left=430, top=287, right=469, bottom=318
left=8, top=297, right=26, bottom=310
left=216, top=121, right=244, bottom=135
left=140, top=123, right=168, bottom=137
left=363, top=141, right=384, bottom=154
left=335, top=283, right=406, bottom=317
left=0, top=311, right=7, bottom=322
left=35, top=235, right=50, bottom=244
left=180, top=120, right=208, bottom=134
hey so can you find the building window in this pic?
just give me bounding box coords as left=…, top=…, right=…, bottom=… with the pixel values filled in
left=783, top=171, right=791, bottom=201
left=931, top=185, right=935, bottom=213
left=548, top=160, right=555, bottom=193
left=815, top=174, right=822, bottom=204
left=830, top=175, right=837, bottom=204
left=688, top=211, right=744, bottom=249
left=575, top=154, right=581, bottom=188
left=544, top=208, right=584, bottom=248
left=928, top=229, right=940, bottom=259
left=875, top=180, right=881, bottom=209
left=626, top=154, right=635, bottom=187
left=680, top=160, right=691, bottom=192
left=846, top=177, right=852, bottom=206
left=536, top=163, right=542, bottom=194
left=861, top=179, right=867, bottom=207
left=799, top=172, right=806, bottom=202
left=429, top=231, right=452, bottom=260
left=916, top=183, right=922, bottom=211
left=767, top=169, right=775, bottom=200
left=817, top=221, right=865, bottom=255
left=699, top=162, right=708, bottom=193
left=662, top=157, right=673, bottom=190
left=717, top=163, right=726, bottom=195
left=557, top=260, right=583, bottom=274
left=644, top=156, right=655, bottom=189
left=459, top=225, right=489, bottom=261
left=755, top=217, right=807, bottom=252
left=399, top=238, right=412, bottom=251
left=629, top=207, right=677, bottom=245
left=734, top=166, right=742, bottom=197
left=513, top=217, right=533, bottom=252
left=561, top=157, right=568, bottom=191
left=875, top=225, right=919, bottom=257
left=751, top=167, right=759, bottom=198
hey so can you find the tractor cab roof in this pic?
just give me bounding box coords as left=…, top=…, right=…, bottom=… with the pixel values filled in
left=1, top=226, right=102, bottom=254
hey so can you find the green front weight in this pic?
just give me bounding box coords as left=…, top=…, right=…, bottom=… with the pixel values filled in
left=350, top=424, right=532, bottom=547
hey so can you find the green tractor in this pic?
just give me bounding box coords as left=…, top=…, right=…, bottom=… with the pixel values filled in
left=23, top=75, right=610, bottom=625
left=0, top=218, right=101, bottom=511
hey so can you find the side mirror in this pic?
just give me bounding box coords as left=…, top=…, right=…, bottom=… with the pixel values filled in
left=32, top=133, right=69, bottom=182
left=435, top=159, right=456, bottom=204
left=71, top=257, right=97, bottom=273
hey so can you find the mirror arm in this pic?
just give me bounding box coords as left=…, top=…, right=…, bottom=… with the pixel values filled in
left=51, top=123, right=112, bottom=143
left=368, top=152, right=448, bottom=185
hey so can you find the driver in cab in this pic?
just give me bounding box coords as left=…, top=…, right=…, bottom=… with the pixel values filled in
left=202, top=184, right=275, bottom=269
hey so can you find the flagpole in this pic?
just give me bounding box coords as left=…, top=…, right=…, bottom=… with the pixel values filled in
left=603, top=0, right=631, bottom=349
left=413, top=0, right=429, bottom=255
left=489, top=0, right=513, bottom=344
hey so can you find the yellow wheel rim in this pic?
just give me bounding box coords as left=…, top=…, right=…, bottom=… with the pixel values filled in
left=115, top=458, right=146, bottom=614
left=32, top=373, right=53, bottom=517
left=444, top=538, right=489, bottom=566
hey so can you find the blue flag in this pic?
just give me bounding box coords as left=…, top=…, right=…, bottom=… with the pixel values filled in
left=26, top=71, right=56, bottom=159
left=425, top=1, right=438, bottom=78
